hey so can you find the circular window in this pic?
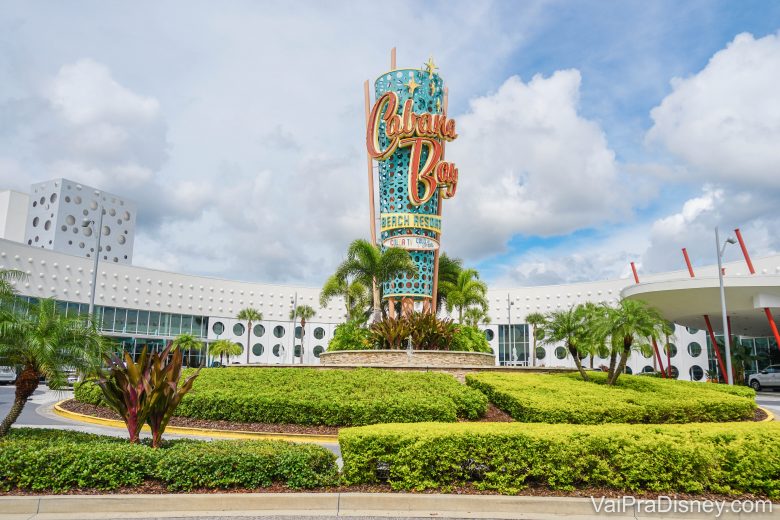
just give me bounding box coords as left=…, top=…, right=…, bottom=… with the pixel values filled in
left=665, top=321, right=676, bottom=333
left=252, top=343, right=264, bottom=356
left=689, top=365, right=704, bottom=381
left=118, top=235, right=126, bottom=245
left=535, top=346, right=546, bottom=360
left=65, top=196, right=71, bottom=203
left=83, top=226, right=92, bottom=237
left=273, top=325, right=285, bottom=338
left=74, top=195, right=82, bottom=204
left=554, top=346, right=567, bottom=360
left=641, top=346, right=653, bottom=358
left=669, top=365, right=679, bottom=379
left=234, top=343, right=244, bottom=354
left=102, top=225, right=110, bottom=236
left=625, top=366, right=633, bottom=375
left=484, top=329, right=495, bottom=341
left=313, top=346, right=324, bottom=358
left=664, top=343, right=678, bottom=357
left=233, top=323, right=245, bottom=336
left=123, top=211, right=131, bottom=221
left=109, top=208, right=116, bottom=216
left=32, top=216, right=39, bottom=227
left=313, top=327, right=325, bottom=339
left=253, top=324, right=265, bottom=337
left=686, top=326, right=699, bottom=334
left=212, top=321, right=225, bottom=335
left=687, top=342, right=702, bottom=357
left=60, top=225, right=67, bottom=232
left=66, top=215, right=75, bottom=225
left=295, top=326, right=303, bottom=339
left=294, top=345, right=303, bottom=357
left=273, top=344, right=284, bottom=357
left=642, top=365, right=654, bottom=373
left=50, top=193, right=57, bottom=203
left=44, top=220, right=51, bottom=230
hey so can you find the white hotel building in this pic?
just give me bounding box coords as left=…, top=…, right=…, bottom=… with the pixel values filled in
left=1, top=179, right=779, bottom=381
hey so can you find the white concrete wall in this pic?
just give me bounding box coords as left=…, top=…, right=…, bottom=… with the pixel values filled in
left=0, top=190, right=29, bottom=243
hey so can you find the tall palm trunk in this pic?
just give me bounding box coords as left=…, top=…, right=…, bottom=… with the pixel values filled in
left=246, top=320, right=252, bottom=365
left=568, top=344, right=589, bottom=382
left=531, top=328, right=536, bottom=367
left=0, top=367, right=39, bottom=437
left=609, top=337, right=633, bottom=385
left=608, top=350, right=617, bottom=377
left=371, top=277, right=381, bottom=323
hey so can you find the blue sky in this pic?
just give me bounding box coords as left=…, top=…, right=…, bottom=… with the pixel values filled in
left=1, top=1, right=779, bottom=286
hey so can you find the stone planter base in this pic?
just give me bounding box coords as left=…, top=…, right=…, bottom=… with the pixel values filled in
left=318, top=349, right=496, bottom=367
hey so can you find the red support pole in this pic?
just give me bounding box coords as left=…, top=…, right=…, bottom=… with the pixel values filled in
left=703, top=315, right=728, bottom=382
left=764, top=308, right=780, bottom=354
left=734, top=228, right=756, bottom=275
left=630, top=262, right=639, bottom=283
left=652, top=338, right=666, bottom=378
left=682, top=248, right=695, bottom=278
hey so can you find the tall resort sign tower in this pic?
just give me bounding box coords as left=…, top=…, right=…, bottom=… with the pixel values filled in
left=364, top=50, right=460, bottom=317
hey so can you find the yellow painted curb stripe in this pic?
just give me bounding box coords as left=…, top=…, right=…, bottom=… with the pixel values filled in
left=758, top=406, right=776, bottom=422
left=53, top=401, right=339, bottom=443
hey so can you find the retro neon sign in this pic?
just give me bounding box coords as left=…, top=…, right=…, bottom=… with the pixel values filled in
left=366, top=91, right=459, bottom=205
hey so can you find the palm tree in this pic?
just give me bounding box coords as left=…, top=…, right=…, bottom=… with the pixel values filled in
left=290, top=304, right=316, bottom=363
left=320, top=275, right=371, bottom=323
left=538, top=306, right=590, bottom=381
left=335, top=239, right=417, bottom=322
left=236, top=308, right=262, bottom=364
left=525, top=312, right=546, bottom=368
left=208, top=339, right=242, bottom=366
left=0, top=298, right=107, bottom=437
left=603, top=299, right=665, bottom=385
left=171, top=333, right=203, bottom=367
left=435, top=253, right=462, bottom=313
left=463, top=307, right=491, bottom=327
left=0, top=269, right=25, bottom=301
left=440, top=268, right=488, bottom=323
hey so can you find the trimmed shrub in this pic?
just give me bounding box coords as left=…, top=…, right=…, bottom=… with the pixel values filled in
left=76, top=368, right=488, bottom=426
left=339, top=422, right=780, bottom=497
left=0, top=428, right=338, bottom=492
left=466, top=372, right=755, bottom=424
left=451, top=325, right=492, bottom=353
left=74, top=379, right=105, bottom=405
left=327, top=319, right=375, bottom=351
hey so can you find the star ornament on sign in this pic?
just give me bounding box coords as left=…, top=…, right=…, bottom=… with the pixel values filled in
left=424, top=56, right=438, bottom=78
left=405, top=77, right=421, bottom=95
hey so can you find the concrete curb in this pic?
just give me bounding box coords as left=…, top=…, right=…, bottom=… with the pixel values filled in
left=1, top=493, right=777, bottom=519
left=759, top=406, right=776, bottom=422
left=53, top=401, right=339, bottom=444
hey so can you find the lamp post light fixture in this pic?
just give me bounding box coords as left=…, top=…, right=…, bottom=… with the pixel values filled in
left=715, top=226, right=737, bottom=385
left=81, top=204, right=104, bottom=319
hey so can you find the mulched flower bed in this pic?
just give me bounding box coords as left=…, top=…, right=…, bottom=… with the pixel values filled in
left=59, top=399, right=339, bottom=436
left=59, top=400, right=516, bottom=436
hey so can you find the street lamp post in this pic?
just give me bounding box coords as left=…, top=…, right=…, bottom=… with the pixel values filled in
left=715, top=226, right=737, bottom=385
left=82, top=205, right=104, bottom=319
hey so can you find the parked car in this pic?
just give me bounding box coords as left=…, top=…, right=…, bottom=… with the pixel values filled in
left=0, top=366, right=16, bottom=385
left=748, top=365, right=780, bottom=391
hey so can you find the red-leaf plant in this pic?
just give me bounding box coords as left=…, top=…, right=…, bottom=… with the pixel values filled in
left=97, top=343, right=199, bottom=447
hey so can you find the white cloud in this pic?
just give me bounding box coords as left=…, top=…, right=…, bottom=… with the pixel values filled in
left=445, top=71, right=631, bottom=260
left=647, top=31, right=780, bottom=189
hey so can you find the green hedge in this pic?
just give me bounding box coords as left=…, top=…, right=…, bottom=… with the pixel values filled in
left=339, top=422, right=780, bottom=497
left=0, top=429, right=338, bottom=492
left=76, top=368, right=487, bottom=426
left=74, top=379, right=103, bottom=405
left=466, top=372, right=755, bottom=424
left=327, top=320, right=491, bottom=354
